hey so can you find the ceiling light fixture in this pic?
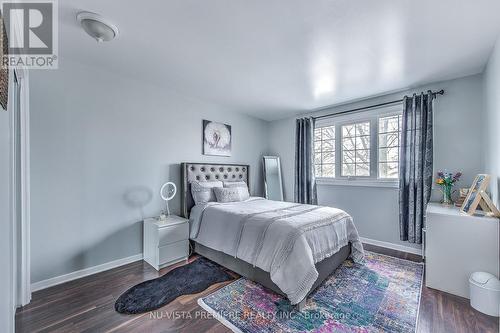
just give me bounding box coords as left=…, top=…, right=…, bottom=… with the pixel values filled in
left=77, top=12, right=119, bottom=43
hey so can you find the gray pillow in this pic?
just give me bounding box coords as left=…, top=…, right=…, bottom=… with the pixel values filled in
left=191, top=180, right=223, bottom=205
left=223, top=181, right=248, bottom=188
left=213, top=187, right=250, bottom=203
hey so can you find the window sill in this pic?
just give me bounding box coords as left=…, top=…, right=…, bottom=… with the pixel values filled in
left=316, top=178, right=399, bottom=188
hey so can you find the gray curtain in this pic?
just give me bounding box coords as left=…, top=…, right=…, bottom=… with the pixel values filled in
left=294, top=117, right=317, bottom=205
left=399, top=92, right=434, bottom=244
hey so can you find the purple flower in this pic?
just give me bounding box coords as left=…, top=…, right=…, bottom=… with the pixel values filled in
left=437, top=171, right=444, bottom=178
left=452, top=172, right=462, bottom=183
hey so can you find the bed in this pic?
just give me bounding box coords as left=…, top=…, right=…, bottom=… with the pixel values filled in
left=181, top=162, right=364, bottom=310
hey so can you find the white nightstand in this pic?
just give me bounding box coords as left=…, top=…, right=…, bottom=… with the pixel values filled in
left=143, top=215, right=189, bottom=270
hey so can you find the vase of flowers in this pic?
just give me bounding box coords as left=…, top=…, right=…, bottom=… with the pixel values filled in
left=436, top=171, right=462, bottom=205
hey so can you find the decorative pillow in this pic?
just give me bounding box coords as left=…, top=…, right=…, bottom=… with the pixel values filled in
left=191, top=180, right=223, bottom=205
left=213, top=187, right=250, bottom=203
left=223, top=181, right=248, bottom=188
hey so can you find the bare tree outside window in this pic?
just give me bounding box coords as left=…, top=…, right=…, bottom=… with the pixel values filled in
left=314, top=126, right=335, bottom=177
left=378, top=115, right=402, bottom=178
left=341, top=122, right=370, bottom=176
left=314, top=109, right=401, bottom=181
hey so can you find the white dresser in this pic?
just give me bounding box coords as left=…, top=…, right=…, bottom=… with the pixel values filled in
left=425, top=203, right=499, bottom=298
left=143, top=215, right=189, bottom=270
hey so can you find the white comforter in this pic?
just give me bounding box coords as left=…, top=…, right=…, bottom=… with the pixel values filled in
left=190, top=197, right=364, bottom=304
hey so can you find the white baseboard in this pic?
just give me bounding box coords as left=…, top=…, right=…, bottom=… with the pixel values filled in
left=360, top=237, right=422, bottom=256
left=31, top=239, right=420, bottom=292
left=31, top=253, right=143, bottom=292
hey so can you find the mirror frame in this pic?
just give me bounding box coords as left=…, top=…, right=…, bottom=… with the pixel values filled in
left=262, top=156, right=284, bottom=201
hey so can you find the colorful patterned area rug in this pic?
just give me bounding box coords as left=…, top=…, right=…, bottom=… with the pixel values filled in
left=198, top=252, right=423, bottom=333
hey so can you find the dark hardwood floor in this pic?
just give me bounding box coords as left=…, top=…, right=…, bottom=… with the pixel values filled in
left=16, top=244, right=499, bottom=333
left=363, top=244, right=499, bottom=333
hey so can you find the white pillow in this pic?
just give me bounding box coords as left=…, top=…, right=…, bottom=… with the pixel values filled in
left=191, top=180, right=223, bottom=205
left=223, top=181, right=248, bottom=189
left=213, top=187, right=250, bottom=203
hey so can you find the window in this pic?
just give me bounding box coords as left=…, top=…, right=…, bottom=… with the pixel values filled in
left=314, top=106, right=402, bottom=184
left=314, top=126, right=335, bottom=177
left=341, top=122, right=370, bottom=177
left=378, top=115, right=402, bottom=179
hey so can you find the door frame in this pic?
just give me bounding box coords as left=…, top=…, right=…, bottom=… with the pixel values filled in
left=10, top=67, right=31, bottom=307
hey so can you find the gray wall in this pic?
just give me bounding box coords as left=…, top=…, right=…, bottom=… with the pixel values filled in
left=0, top=95, right=13, bottom=331
left=29, top=60, right=489, bottom=283
left=30, top=60, right=270, bottom=283
left=483, top=35, right=500, bottom=278
left=484, top=35, right=500, bottom=207
left=269, top=74, right=485, bottom=249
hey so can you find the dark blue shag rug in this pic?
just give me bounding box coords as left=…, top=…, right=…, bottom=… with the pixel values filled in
left=115, top=257, right=233, bottom=314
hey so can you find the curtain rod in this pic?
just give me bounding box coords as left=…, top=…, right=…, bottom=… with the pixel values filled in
left=312, top=89, right=445, bottom=121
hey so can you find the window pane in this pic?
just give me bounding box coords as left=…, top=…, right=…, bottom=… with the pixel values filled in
left=322, top=164, right=335, bottom=177
left=315, top=164, right=322, bottom=177
left=378, top=115, right=402, bottom=179
left=342, top=163, right=355, bottom=176
left=379, top=147, right=399, bottom=162
left=341, top=122, right=371, bottom=177
left=314, top=128, right=322, bottom=141
left=379, top=162, right=399, bottom=178
left=379, top=116, right=400, bottom=133
left=356, top=135, right=370, bottom=149
left=342, top=136, right=355, bottom=150
left=356, top=149, right=370, bottom=164
left=315, top=126, right=335, bottom=178
left=314, top=141, right=321, bottom=152
left=322, top=140, right=334, bottom=151
left=355, top=122, right=370, bottom=136
left=342, top=125, right=354, bottom=137
left=314, top=151, right=322, bottom=164
left=356, top=163, right=370, bottom=176
left=342, top=150, right=355, bottom=164
left=322, top=152, right=335, bottom=164
left=322, top=126, right=335, bottom=140
left=379, top=133, right=399, bottom=148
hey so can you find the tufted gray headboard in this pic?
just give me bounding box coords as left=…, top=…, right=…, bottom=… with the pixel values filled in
left=181, top=162, right=250, bottom=218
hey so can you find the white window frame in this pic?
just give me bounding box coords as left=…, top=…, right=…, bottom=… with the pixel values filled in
left=315, top=104, right=401, bottom=188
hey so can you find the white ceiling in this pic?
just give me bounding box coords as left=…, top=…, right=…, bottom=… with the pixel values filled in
left=60, top=0, right=500, bottom=121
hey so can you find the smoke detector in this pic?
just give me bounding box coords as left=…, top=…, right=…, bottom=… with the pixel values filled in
left=77, top=12, right=119, bottom=43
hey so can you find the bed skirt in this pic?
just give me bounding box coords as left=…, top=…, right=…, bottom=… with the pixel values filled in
left=193, top=241, right=351, bottom=302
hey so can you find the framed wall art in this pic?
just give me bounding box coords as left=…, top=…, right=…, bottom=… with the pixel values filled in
left=202, top=120, right=232, bottom=157
left=460, top=174, right=500, bottom=217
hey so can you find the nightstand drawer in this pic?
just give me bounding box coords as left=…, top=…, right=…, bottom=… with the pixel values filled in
left=158, top=240, right=188, bottom=265
left=158, top=223, right=189, bottom=246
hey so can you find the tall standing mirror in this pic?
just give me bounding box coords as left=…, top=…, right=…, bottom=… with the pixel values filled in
left=263, top=156, right=284, bottom=201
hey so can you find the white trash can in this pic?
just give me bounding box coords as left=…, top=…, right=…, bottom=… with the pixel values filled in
left=469, top=272, right=500, bottom=317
